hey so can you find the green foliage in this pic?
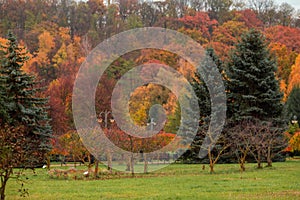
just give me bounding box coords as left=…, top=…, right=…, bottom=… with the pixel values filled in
left=286, top=86, right=300, bottom=123
left=164, top=101, right=181, bottom=134
left=287, top=122, right=299, bottom=135
left=182, top=48, right=224, bottom=162
left=226, top=29, right=283, bottom=122
left=0, top=77, right=8, bottom=123
left=126, top=14, right=143, bottom=29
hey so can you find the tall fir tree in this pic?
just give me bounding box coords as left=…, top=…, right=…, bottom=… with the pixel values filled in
left=226, top=29, right=283, bottom=122
left=0, top=32, right=52, bottom=166
left=0, top=40, right=8, bottom=122
left=182, top=47, right=225, bottom=162
left=286, top=86, right=300, bottom=123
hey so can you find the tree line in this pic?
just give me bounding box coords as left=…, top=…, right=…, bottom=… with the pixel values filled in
left=1, top=0, right=300, bottom=198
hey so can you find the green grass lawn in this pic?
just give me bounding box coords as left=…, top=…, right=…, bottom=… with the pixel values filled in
left=6, top=159, right=300, bottom=200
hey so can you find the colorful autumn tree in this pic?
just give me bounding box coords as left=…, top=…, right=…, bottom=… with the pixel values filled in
left=58, top=131, right=90, bottom=167
left=211, top=20, right=248, bottom=60
left=47, top=78, right=73, bottom=136
left=289, top=132, right=300, bottom=152
left=178, top=11, right=218, bottom=42
left=0, top=125, right=27, bottom=200
left=269, top=43, right=298, bottom=99
left=287, top=55, right=300, bottom=95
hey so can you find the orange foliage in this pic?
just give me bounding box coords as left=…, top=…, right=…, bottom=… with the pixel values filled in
left=105, top=127, right=175, bottom=153
left=52, top=131, right=89, bottom=161
left=269, top=43, right=297, bottom=80
left=269, top=43, right=298, bottom=100
left=211, top=20, right=248, bottom=61
left=289, top=132, right=300, bottom=152
left=0, top=36, right=33, bottom=74
left=0, top=37, right=8, bottom=47
left=279, top=80, right=288, bottom=101
left=287, top=54, right=300, bottom=95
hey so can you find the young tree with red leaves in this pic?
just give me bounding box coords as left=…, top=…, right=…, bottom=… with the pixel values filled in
left=0, top=126, right=27, bottom=200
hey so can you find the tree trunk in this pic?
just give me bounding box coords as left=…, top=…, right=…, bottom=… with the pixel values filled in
left=46, top=153, right=51, bottom=170
left=107, top=151, right=112, bottom=173
left=73, top=155, right=77, bottom=168
left=240, top=155, right=246, bottom=172
left=257, top=151, right=262, bottom=169
left=0, top=170, right=11, bottom=200
left=143, top=153, right=148, bottom=174
left=130, top=153, right=135, bottom=176
left=267, top=145, right=272, bottom=167
left=87, top=154, right=92, bottom=170
left=94, top=160, right=99, bottom=178
left=209, top=163, right=214, bottom=174
left=125, top=156, right=131, bottom=172
left=208, top=150, right=214, bottom=173
left=0, top=183, right=6, bottom=200
left=240, top=161, right=245, bottom=172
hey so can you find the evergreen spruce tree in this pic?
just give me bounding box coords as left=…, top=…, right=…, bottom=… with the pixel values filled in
left=226, top=29, right=283, bottom=122
left=183, top=48, right=225, bottom=162
left=0, top=40, right=8, bottom=122
left=0, top=82, right=8, bottom=122
left=286, top=86, right=300, bottom=122
left=0, top=32, right=52, bottom=166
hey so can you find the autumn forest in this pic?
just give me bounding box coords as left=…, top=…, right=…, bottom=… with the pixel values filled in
left=1, top=0, right=300, bottom=180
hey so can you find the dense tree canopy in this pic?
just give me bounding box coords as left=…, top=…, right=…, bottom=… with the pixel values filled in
left=0, top=0, right=298, bottom=175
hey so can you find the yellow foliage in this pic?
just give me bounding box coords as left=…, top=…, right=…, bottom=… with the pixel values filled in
left=59, top=27, right=71, bottom=43
left=53, top=43, right=67, bottom=68
left=36, top=31, right=55, bottom=67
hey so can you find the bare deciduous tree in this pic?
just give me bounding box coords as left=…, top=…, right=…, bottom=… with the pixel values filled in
left=231, top=120, right=287, bottom=169
left=200, top=130, right=231, bottom=173
left=230, top=121, right=252, bottom=172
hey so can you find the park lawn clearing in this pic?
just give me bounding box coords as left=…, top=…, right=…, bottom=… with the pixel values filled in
left=6, top=159, right=300, bottom=200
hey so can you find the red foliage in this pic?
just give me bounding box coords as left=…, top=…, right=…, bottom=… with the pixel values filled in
left=265, top=26, right=300, bottom=53
left=233, top=9, right=263, bottom=29
left=47, top=75, right=74, bottom=136
left=178, top=12, right=218, bottom=39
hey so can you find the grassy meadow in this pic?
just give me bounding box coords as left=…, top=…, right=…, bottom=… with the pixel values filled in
left=6, top=159, right=300, bottom=200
